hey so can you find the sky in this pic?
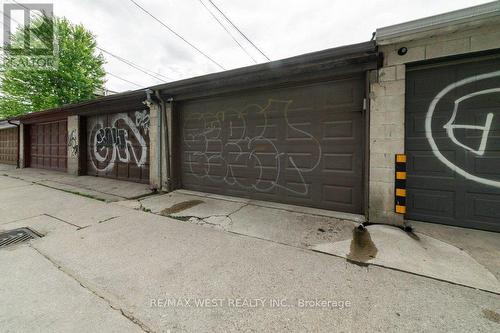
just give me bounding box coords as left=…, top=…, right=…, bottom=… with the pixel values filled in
left=1, top=0, right=494, bottom=92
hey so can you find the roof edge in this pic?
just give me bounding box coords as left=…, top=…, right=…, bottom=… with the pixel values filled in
left=151, top=41, right=377, bottom=98
left=12, top=89, right=147, bottom=121
left=376, top=1, right=500, bottom=44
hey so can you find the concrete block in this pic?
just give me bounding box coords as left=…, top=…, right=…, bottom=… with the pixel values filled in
left=369, top=138, right=404, bottom=154
left=369, top=180, right=396, bottom=221
left=368, top=69, right=378, bottom=84
left=395, top=64, right=406, bottom=81
left=369, top=83, right=385, bottom=98
left=67, top=115, right=79, bottom=176
left=425, top=38, right=470, bottom=60
left=370, top=152, right=395, bottom=168
left=369, top=167, right=394, bottom=183
left=470, top=30, right=500, bottom=52
left=369, top=181, right=395, bottom=209
left=378, top=66, right=396, bottom=82
left=369, top=209, right=404, bottom=226
left=370, top=82, right=405, bottom=101
left=382, top=80, right=405, bottom=96
left=384, top=45, right=425, bottom=66
left=18, top=124, right=25, bottom=168
left=370, top=95, right=405, bottom=115
left=370, top=124, right=404, bottom=140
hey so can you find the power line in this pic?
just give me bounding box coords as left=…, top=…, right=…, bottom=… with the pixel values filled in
left=97, top=46, right=172, bottom=82
left=9, top=0, right=173, bottom=84
left=128, top=0, right=225, bottom=71
left=197, top=0, right=257, bottom=64
left=106, top=71, right=143, bottom=88
left=6, top=1, right=147, bottom=91
left=207, top=0, right=270, bottom=61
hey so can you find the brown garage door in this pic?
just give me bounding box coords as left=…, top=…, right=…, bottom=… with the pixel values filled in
left=405, top=54, right=500, bottom=232
left=0, top=127, right=18, bottom=165
left=28, top=120, right=67, bottom=171
left=180, top=78, right=365, bottom=213
left=86, top=110, right=150, bottom=183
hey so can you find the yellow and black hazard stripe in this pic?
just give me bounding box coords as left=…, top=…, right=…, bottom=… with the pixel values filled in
left=395, top=154, right=406, bottom=214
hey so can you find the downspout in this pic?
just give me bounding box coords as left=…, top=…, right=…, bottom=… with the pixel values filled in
left=156, top=94, right=163, bottom=192
left=154, top=90, right=172, bottom=192
left=7, top=119, right=20, bottom=168
left=145, top=89, right=162, bottom=191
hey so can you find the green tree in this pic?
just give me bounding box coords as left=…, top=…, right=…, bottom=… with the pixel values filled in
left=0, top=16, right=106, bottom=118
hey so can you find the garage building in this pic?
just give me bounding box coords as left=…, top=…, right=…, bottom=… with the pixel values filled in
left=155, top=41, right=378, bottom=215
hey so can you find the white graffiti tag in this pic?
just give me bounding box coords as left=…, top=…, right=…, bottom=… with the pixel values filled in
left=68, top=129, right=78, bottom=157
left=135, top=110, right=150, bottom=135
left=183, top=99, right=322, bottom=196
left=443, top=88, right=497, bottom=156
left=89, top=112, right=149, bottom=173
left=426, top=70, right=500, bottom=188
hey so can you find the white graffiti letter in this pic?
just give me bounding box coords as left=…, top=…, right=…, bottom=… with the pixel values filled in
left=426, top=70, right=500, bottom=188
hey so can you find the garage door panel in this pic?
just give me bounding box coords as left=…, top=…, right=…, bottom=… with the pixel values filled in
left=323, top=120, right=356, bottom=139
left=86, top=110, right=150, bottom=183
left=322, top=80, right=360, bottom=105
left=117, top=162, right=130, bottom=179
left=408, top=150, right=456, bottom=178
left=409, top=74, right=455, bottom=98
left=406, top=113, right=449, bottom=138
left=472, top=154, right=500, bottom=177
left=407, top=188, right=455, bottom=220
left=465, top=192, right=500, bottom=221
left=28, top=120, right=67, bottom=171
left=323, top=153, right=354, bottom=172
left=406, top=56, right=500, bottom=231
left=0, top=127, right=18, bottom=165
left=180, top=79, right=365, bottom=213
left=283, top=181, right=313, bottom=199
left=323, top=184, right=354, bottom=204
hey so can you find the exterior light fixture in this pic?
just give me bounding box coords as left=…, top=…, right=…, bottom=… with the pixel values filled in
left=397, top=47, right=408, bottom=56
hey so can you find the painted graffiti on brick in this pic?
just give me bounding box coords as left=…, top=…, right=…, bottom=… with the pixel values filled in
left=183, top=99, right=322, bottom=196
left=426, top=70, right=500, bottom=188
left=88, top=111, right=149, bottom=173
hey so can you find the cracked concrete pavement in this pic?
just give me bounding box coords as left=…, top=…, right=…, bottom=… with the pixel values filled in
left=135, top=190, right=500, bottom=293
left=136, top=190, right=359, bottom=247
left=1, top=168, right=152, bottom=202
left=1, top=170, right=500, bottom=332
left=0, top=245, right=144, bottom=333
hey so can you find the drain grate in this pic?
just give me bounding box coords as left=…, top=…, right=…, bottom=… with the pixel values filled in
left=0, top=228, right=41, bottom=249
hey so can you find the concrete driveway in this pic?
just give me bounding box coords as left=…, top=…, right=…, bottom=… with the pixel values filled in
left=0, top=171, right=499, bottom=332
